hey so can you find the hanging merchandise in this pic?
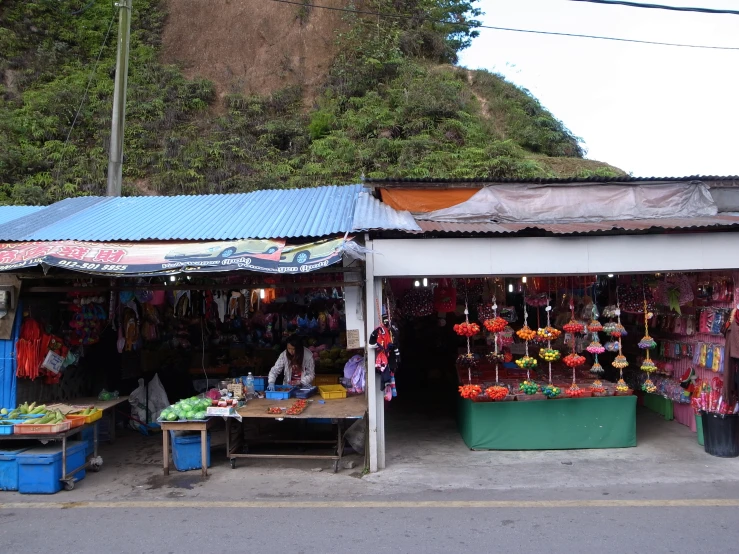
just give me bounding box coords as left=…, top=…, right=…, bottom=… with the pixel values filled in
left=590, top=380, right=606, bottom=396
left=433, top=279, right=456, bottom=312
left=457, top=293, right=481, bottom=399
left=541, top=299, right=562, bottom=398
left=487, top=298, right=506, bottom=390
left=639, top=298, right=658, bottom=374
left=515, top=298, right=538, bottom=373
left=655, top=274, right=694, bottom=315
left=618, top=282, right=656, bottom=313
left=401, top=288, right=434, bottom=318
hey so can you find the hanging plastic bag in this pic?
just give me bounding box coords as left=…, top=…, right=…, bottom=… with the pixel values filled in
left=128, top=374, right=171, bottom=430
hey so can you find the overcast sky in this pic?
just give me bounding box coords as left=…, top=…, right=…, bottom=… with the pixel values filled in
left=458, top=0, right=739, bottom=177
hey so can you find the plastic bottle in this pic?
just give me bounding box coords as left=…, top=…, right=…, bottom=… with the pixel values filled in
left=245, top=373, right=255, bottom=397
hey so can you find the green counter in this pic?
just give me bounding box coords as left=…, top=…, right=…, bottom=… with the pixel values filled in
left=458, top=396, right=637, bottom=450
left=642, top=393, right=674, bottom=421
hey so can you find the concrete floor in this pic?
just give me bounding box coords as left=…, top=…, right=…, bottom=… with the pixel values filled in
left=1, top=406, right=738, bottom=502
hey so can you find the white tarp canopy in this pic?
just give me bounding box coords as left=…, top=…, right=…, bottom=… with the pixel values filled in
left=416, top=183, right=718, bottom=224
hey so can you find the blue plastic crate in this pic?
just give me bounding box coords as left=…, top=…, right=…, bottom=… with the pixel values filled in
left=170, top=431, right=211, bottom=472
left=265, top=385, right=295, bottom=400
left=294, top=386, right=317, bottom=399
left=0, top=420, right=24, bottom=435
left=17, top=441, right=87, bottom=494
left=80, top=425, right=96, bottom=457
left=0, top=444, right=31, bottom=491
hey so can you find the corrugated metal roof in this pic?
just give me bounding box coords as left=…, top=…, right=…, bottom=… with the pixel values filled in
left=352, top=192, right=421, bottom=232
left=0, top=186, right=366, bottom=241
left=413, top=215, right=739, bottom=236
left=365, top=175, right=739, bottom=186
left=0, top=206, right=45, bottom=226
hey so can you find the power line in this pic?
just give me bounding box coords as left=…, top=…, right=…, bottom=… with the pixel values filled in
left=55, top=11, right=117, bottom=186
left=569, top=1, right=739, bottom=16
left=267, top=0, right=739, bottom=50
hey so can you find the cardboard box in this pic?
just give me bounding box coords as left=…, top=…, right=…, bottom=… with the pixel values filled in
left=206, top=406, right=235, bottom=417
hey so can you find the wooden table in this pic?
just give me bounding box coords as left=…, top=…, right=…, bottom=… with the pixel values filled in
left=159, top=418, right=217, bottom=477
left=227, top=395, right=367, bottom=472
left=70, top=396, right=129, bottom=443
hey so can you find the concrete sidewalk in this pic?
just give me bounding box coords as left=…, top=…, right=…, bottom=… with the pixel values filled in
left=2, top=407, right=738, bottom=502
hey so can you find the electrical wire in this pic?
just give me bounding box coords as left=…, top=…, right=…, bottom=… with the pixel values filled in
left=70, top=0, right=98, bottom=16
left=569, top=1, right=739, bottom=16
left=266, top=0, right=739, bottom=50
left=54, top=9, right=117, bottom=186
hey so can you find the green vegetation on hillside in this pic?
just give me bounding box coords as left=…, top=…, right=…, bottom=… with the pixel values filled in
left=0, top=0, right=621, bottom=204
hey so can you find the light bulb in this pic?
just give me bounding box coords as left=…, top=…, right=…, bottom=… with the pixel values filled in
left=423, top=278, right=428, bottom=287
left=508, top=283, right=513, bottom=293
left=608, top=274, right=614, bottom=278
left=522, top=276, right=527, bottom=284
left=169, top=275, right=176, bottom=282
left=260, top=289, right=265, bottom=299
left=414, top=280, right=420, bottom=287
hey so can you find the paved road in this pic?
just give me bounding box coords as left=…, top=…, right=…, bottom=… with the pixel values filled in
left=2, top=483, right=738, bottom=554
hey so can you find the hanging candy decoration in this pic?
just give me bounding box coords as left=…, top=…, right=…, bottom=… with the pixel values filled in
left=610, top=322, right=627, bottom=338
left=456, top=353, right=480, bottom=370
left=485, top=385, right=508, bottom=401
left=642, top=378, right=657, bottom=393
left=566, top=383, right=584, bottom=397
left=454, top=321, right=480, bottom=337
left=516, top=296, right=538, bottom=374
left=588, top=319, right=603, bottom=333
left=458, top=384, right=482, bottom=399
left=543, top=384, right=561, bottom=398
left=616, top=379, right=629, bottom=393
left=539, top=347, right=561, bottom=362
left=519, top=380, right=539, bottom=395
left=590, top=358, right=604, bottom=375
left=586, top=340, right=605, bottom=355
left=483, top=317, right=507, bottom=333
left=613, top=355, right=629, bottom=369
left=563, top=352, right=586, bottom=368
left=641, top=358, right=658, bottom=373
left=537, top=326, right=561, bottom=341
left=590, top=380, right=606, bottom=395
left=487, top=298, right=504, bottom=385
left=563, top=320, right=585, bottom=334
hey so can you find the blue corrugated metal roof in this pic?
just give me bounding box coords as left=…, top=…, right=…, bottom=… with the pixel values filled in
left=0, top=185, right=366, bottom=241
left=0, top=206, right=45, bottom=226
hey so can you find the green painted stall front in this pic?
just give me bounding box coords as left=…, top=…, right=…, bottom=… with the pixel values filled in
left=458, top=396, right=637, bottom=450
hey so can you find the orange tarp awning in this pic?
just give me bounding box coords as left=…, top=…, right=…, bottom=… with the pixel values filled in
left=380, top=188, right=479, bottom=213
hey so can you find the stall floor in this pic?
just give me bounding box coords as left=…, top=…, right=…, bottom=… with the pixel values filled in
left=3, top=408, right=739, bottom=501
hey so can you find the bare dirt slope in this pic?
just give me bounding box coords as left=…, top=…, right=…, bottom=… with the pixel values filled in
left=160, top=0, right=346, bottom=100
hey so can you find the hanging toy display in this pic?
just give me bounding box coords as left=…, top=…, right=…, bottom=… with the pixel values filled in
left=486, top=298, right=506, bottom=389
left=616, top=379, right=630, bottom=393
left=566, top=383, right=584, bottom=397
left=587, top=319, right=603, bottom=333
left=562, top=295, right=585, bottom=395
left=485, top=385, right=509, bottom=401
left=540, top=299, right=561, bottom=398
left=586, top=340, right=605, bottom=355
left=519, top=379, right=539, bottom=395
left=590, top=359, right=604, bottom=376
left=458, top=294, right=482, bottom=400
left=639, top=297, right=658, bottom=374
left=587, top=308, right=605, bottom=375
left=516, top=298, right=538, bottom=372
left=483, top=316, right=507, bottom=333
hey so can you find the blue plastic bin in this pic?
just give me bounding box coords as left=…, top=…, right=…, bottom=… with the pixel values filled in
left=0, top=420, right=24, bottom=435
left=265, top=385, right=295, bottom=400
left=0, top=444, right=31, bottom=491
left=170, top=431, right=211, bottom=472
left=16, top=441, right=87, bottom=494
left=80, top=425, right=96, bottom=457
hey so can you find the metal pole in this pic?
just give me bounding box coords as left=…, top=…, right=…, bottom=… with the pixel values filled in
left=106, top=0, right=132, bottom=197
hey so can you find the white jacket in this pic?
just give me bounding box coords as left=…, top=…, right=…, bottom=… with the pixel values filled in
left=268, top=347, right=315, bottom=386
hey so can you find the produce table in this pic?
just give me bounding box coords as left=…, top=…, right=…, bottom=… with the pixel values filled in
left=69, top=395, right=129, bottom=442
left=227, top=395, right=367, bottom=473
left=159, top=417, right=218, bottom=477
left=0, top=420, right=102, bottom=490
left=458, top=396, right=637, bottom=450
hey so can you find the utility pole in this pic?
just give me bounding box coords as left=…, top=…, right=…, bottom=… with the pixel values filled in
left=106, top=0, right=132, bottom=197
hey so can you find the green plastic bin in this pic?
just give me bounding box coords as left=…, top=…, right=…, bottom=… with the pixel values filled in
left=696, top=413, right=704, bottom=446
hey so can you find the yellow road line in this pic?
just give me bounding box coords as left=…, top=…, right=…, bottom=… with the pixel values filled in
left=1, top=499, right=738, bottom=509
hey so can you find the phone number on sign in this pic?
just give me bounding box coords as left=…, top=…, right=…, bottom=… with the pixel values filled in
left=57, top=260, right=128, bottom=271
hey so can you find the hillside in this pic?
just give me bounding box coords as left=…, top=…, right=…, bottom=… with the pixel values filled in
left=0, top=0, right=623, bottom=205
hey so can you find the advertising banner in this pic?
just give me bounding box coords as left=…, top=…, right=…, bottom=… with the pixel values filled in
left=0, top=237, right=349, bottom=276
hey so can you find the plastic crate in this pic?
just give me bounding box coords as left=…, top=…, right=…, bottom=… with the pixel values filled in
left=294, top=386, right=317, bottom=399
left=80, top=425, right=96, bottom=457
left=14, top=421, right=71, bottom=435
left=67, top=409, right=103, bottom=425
left=0, top=420, right=24, bottom=435
left=318, top=384, right=347, bottom=400
left=66, top=415, right=86, bottom=429
left=0, top=444, right=30, bottom=491
left=265, top=385, right=295, bottom=400
left=170, top=431, right=211, bottom=472
left=16, top=441, right=86, bottom=494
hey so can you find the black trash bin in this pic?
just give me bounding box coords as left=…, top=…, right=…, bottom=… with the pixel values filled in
left=701, top=411, right=739, bottom=458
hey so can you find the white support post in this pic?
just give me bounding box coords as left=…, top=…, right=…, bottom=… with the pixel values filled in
left=364, top=236, right=383, bottom=472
